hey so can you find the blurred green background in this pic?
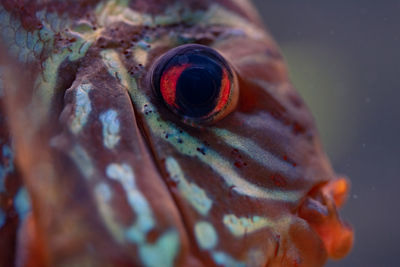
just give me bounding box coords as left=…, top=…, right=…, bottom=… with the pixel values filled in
left=252, top=1, right=399, bottom=266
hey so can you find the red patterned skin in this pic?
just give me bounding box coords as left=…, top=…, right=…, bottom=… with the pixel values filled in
left=0, top=0, right=353, bottom=266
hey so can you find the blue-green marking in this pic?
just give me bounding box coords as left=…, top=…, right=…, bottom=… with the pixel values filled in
left=99, top=109, right=121, bottom=149
left=70, top=83, right=93, bottom=134
left=194, top=221, right=218, bottom=250
left=139, top=230, right=180, bottom=267
left=106, top=163, right=155, bottom=243
left=14, top=187, right=31, bottom=221
left=165, top=157, right=212, bottom=216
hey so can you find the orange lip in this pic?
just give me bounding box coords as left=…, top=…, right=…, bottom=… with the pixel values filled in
left=298, top=178, right=354, bottom=259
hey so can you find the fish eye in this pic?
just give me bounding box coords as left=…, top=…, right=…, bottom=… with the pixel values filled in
left=150, top=44, right=239, bottom=126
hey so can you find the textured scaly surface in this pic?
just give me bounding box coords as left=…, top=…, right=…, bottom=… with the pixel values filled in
left=0, top=1, right=352, bottom=266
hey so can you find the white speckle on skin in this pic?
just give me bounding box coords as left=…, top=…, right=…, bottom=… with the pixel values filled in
left=99, top=109, right=121, bottom=149
left=70, top=83, right=92, bottom=134
left=139, top=230, right=180, bottom=267
left=194, top=221, right=218, bottom=250
left=106, top=163, right=154, bottom=243
left=165, top=157, right=212, bottom=216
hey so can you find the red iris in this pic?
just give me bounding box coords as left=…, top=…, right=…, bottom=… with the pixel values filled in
left=160, top=64, right=189, bottom=109
left=212, top=68, right=231, bottom=115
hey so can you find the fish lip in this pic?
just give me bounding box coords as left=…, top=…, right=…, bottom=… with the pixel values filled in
left=297, top=178, right=354, bottom=259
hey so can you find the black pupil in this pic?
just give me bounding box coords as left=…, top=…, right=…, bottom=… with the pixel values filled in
left=177, top=67, right=217, bottom=107
left=173, top=54, right=222, bottom=117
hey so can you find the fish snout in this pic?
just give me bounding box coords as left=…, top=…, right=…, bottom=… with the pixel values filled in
left=298, top=178, right=354, bottom=259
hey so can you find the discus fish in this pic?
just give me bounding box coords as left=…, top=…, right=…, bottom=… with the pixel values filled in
left=0, top=0, right=353, bottom=266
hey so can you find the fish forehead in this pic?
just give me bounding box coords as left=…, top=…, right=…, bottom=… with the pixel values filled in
left=0, top=0, right=340, bottom=266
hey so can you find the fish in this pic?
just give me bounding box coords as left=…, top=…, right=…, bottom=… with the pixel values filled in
left=0, top=0, right=353, bottom=266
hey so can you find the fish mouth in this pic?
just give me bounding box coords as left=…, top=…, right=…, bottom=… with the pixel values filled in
left=297, top=177, right=354, bottom=259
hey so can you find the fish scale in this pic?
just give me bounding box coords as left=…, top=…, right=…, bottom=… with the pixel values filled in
left=0, top=0, right=353, bottom=266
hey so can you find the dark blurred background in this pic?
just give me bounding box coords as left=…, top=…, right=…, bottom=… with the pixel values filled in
left=252, top=1, right=399, bottom=266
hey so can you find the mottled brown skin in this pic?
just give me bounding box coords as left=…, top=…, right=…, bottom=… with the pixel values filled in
left=0, top=0, right=353, bottom=266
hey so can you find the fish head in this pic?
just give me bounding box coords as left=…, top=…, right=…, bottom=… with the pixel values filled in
left=0, top=0, right=353, bottom=266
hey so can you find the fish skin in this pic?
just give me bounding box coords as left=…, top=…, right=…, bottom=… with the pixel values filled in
left=0, top=1, right=353, bottom=266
